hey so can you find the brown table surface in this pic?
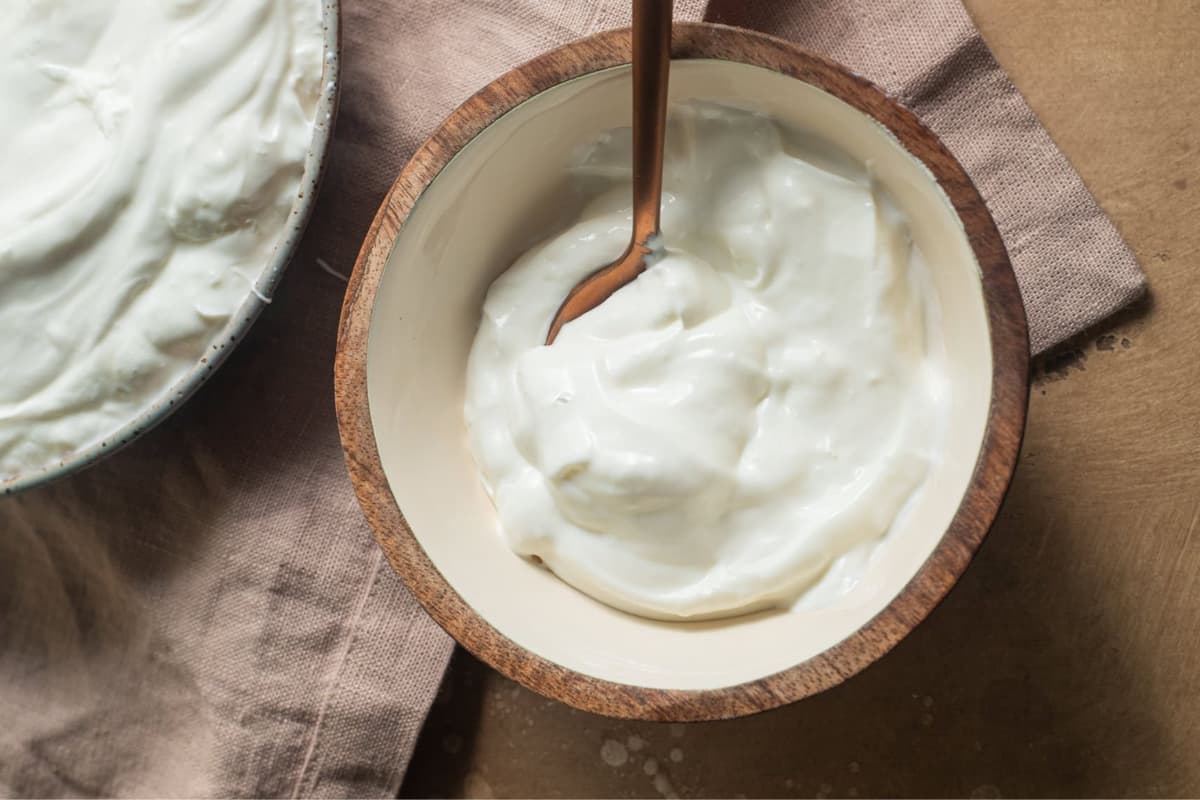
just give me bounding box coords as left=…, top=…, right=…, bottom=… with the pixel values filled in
left=401, top=1, right=1200, bottom=796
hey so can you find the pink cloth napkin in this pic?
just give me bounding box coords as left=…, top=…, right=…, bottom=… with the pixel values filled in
left=0, top=1, right=1143, bottom=798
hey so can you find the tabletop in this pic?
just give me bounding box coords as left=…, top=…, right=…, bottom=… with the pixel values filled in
left=401, top=1, right=1200, bottom=796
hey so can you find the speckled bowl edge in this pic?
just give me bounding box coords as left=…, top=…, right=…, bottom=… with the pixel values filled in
left=2, top=0, right=342, bottom=496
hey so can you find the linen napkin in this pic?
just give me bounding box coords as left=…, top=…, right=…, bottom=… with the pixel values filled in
left=0, top=2, right=706, bottom=798
left=0, top=1, right=1143, bottom=798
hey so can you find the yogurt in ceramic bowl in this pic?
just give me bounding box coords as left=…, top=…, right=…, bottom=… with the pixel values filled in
left=0, top=0, right=339, bottom=493
left=335, top=24, right=1028, bottom=719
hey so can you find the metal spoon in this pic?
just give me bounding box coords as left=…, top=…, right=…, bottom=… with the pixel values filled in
left=545, top=0, right=672, bottom=345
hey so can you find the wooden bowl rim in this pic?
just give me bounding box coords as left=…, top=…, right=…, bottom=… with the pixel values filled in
left=334, top=21, right=1030, bottom=721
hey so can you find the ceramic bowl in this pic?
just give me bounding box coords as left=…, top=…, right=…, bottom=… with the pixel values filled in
left=3, top=1, right=341, bottom=495
left=335, top=23, right=1029, bottom=720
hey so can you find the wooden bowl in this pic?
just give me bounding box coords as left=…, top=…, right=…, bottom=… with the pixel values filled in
left=334, top=23, right=1029, bottom=721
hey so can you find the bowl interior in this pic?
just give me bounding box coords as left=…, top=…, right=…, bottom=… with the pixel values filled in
left=366, top=60, right=991, bottom=691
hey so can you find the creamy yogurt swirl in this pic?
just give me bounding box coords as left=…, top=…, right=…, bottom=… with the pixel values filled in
left=0, top=0, right=323, bottom=477
left=464, top=102, right=945, bottom=620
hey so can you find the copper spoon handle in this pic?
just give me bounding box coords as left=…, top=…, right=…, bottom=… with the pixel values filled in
left=545, top=0, right=672, bottom=345
left=629, top=0, right=672, bottom=247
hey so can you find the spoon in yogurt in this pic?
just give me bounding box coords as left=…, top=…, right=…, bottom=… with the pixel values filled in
left=545, top=0, right=672, bottom=345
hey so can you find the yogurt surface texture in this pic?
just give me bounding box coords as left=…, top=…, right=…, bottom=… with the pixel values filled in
left=0, top=0, right=324, bottom=478
left=464, top=102, right=946, bottom=620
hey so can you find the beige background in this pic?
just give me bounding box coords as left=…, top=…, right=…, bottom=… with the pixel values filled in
left=401, top=1, right=1200, bottom=796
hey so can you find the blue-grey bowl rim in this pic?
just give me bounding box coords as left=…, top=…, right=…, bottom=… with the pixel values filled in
left=2, top=0, right=342, bottom=496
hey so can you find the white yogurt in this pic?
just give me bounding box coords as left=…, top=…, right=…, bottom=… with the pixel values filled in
left=464, top=102, right=946, bottom=620
left=0, top=0, right=324, bottom=477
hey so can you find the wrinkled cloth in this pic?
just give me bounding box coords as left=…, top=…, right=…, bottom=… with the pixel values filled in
left=0, top=1, right=706, bottom=797
left=0, top=0, right=1143, bottom=798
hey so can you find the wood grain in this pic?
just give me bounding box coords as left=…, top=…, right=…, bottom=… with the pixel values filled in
left=334, top=23, right=1029, bottom=721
